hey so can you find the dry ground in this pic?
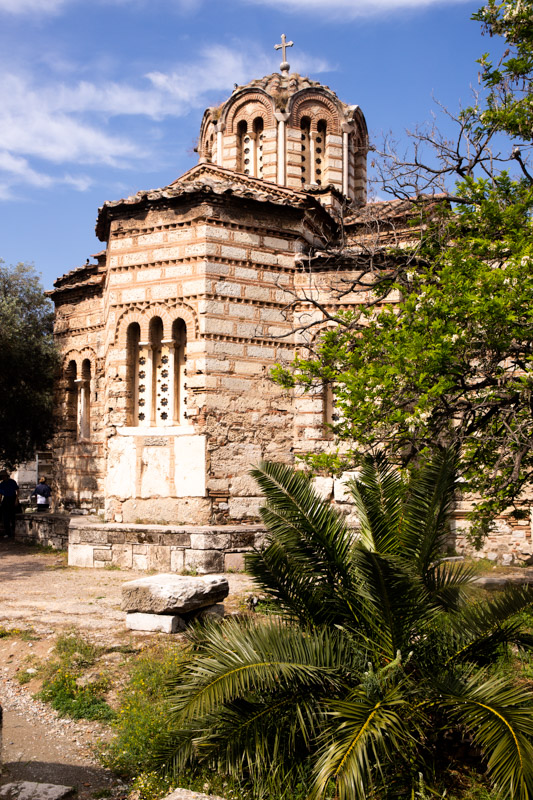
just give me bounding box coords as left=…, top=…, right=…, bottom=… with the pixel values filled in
left=0, top=539, right=257, bottom=798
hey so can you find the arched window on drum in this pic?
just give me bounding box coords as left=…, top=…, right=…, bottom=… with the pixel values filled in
left=315, top=119, right=328, bottom=186
left=300, top=116, right=311, bottom=185
left=126, top=323, right=140, bottom=426
left=237, top=120, right=249, bottom=174
left=253, top=117, right=264, bottom=178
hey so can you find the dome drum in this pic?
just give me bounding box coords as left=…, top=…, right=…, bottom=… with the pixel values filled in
left=197, top=73, right=368, bottom=207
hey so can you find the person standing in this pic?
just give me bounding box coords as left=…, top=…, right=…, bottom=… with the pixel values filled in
left=0, top=471, right=19, bottom=538
left=32, top=476, right=52, bottom=513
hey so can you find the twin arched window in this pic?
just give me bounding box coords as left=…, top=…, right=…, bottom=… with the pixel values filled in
left=126, top=317, right=187, bottom=427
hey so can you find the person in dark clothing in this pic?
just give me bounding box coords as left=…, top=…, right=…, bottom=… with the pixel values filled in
left=32, top=476, right=51, bottom=512
left=0, top=471, right=19, bottom=538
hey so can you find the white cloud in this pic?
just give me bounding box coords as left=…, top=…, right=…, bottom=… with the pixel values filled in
left=244, top=0, right=471, bottom=15
left=0, top=0, right=68, bottom=13
left=0, top=42, right=331, bottom=198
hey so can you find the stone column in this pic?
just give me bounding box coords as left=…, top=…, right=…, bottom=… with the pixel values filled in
left=310, top=131, right=317, bottom=185
left=215, top=122, right=225, bottom=166
left=75, top=378, right=90, bottom=439
left=341, top=122, right=351, bottom=198
left=275, top=111, right=290, bottom=186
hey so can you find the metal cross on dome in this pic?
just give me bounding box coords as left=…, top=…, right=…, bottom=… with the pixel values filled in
left=275, top=34, right=294, bottom=74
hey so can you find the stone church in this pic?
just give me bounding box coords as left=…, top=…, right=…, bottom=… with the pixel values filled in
left=49, top=39, right=375, bottom=528
left=46, top=39, right=533, bottom=567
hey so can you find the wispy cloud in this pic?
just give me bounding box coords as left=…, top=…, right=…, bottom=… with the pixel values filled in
left=0, top=42, right=331, bottom=197
left=244, top=0, right=471, bottom=16
left=0, top=0, right=69, bottom=13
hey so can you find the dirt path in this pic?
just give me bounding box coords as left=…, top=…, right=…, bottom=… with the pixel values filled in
left=0, top=539, right=257, bottom=796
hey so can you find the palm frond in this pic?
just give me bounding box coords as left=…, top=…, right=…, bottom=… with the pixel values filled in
left=348, top=452, right=404, bottom=554
left=310, top=682, right=414, bottom=800
left=439, top=672, right=533, bottom=800
left=446, top=585, right=533, bottom=665
left=400, top=446, right=461, bottom=575
left=168, top=618, right=359, bottom=721
left=248, top=461, right=358, bottom=624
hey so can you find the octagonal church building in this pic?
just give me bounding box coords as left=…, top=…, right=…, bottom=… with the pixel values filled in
left=49, top=41, right=370, bottom=529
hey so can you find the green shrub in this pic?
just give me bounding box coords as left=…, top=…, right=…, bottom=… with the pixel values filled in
left=39, top=667, right=115, bottom=721
left=99, top=642, right=186, bottom=777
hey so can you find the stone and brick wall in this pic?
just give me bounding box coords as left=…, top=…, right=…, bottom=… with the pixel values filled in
left=68, top=520, right=266, bottom=573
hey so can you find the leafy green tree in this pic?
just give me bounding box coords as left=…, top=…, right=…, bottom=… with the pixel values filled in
left=159, top=454, right=533, bottom=799
left=0, top=260, right=58, bottom=469
left=273, top=0, right=533, bottom=538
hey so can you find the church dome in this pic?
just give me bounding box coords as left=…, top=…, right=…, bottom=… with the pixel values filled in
left=197, top=44, right=368, bottom=207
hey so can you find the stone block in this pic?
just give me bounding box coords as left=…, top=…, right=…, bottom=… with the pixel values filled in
left=164, top=788, right=226, bottom=800
left=171, top=548, right=185, bottom=572
left=195, top=603, right=225, bottom=620
left=148, top=545, right=171, bottom=572
left=68, top=544, right=95, bottom=568
left=333, top=471, right=360, bottom=503
left=122, top=573, right=229, bottom=613
left=190, top=533, right=231, bottom=550
left=112, top=544, right=133, bottom=569
left=126, top=612, right=186, bottom=633
left=313, top=476, right=333, bottom=500
left=228, top=497, right=263, bottom=520
left=93, top=548, right=113, bottom=562
left=225, top=552, right=245, bottom=572
left=0, top=785, right=74, bottom=800
left=184, top=549, right=225, bottom=574
left=132, top=553, right=149, bottom=570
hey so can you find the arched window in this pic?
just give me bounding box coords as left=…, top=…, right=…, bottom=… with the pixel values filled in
left=126, top=322, right=140, bottom=426
left=315, top=119, right=327, bottom=187
left=65, top=360, right=78, bottom=438
left=150, top=317, right=165, bottom=425
left=126, top=316, right=188, bottom=428
left=172, top=319, right=187, bottom=424
left=78, top=359, right=91, bottom=440
left=237, top=120, right=249, bottom=174
left=300, top=116, right=311, bottom=185
left=253, top=117, right=264, bottom=178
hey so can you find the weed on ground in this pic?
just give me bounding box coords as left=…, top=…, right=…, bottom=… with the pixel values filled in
left=36, top=631, right=116, bottom=722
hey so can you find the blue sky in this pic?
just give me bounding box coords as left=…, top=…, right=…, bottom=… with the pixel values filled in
left=0, top=0, right=494, bottom=289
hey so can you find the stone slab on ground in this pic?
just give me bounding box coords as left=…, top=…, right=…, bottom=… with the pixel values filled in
left=125, top=612, right=186, bottom=633
left=0, top=784, right=74, bottom=800
left=164, top=789, right=226, bottom=800
left=121, top=573, right=229, bottom=614
left=474, top=571, right=533, bottom=589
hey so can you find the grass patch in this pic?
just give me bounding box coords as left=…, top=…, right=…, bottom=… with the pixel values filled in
left=0, top=626, right=38, bottom=640
left=39, top=668, right=115, bottom=721
left=36, top=631, right=115, bottom=722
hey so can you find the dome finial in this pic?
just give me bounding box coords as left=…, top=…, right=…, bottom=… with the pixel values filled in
left=274, top=34, right=294, bottom=75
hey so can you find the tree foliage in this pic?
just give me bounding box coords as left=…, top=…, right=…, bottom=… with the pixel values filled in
left=157, top=453, right=533, bottom=799
left=273, top=0, right=533, bottom=538
left=0, top=260, right=58, bottom=469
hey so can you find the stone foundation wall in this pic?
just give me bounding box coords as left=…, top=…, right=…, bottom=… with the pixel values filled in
left=15, top=514, right=70, bottom=550
left=68, top=520, right=266, bottom=573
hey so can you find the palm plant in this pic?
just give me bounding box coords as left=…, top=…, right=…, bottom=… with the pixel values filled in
left=161, top=449, right=533, bottom=800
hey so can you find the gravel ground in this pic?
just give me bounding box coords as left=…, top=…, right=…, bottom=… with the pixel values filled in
left=0, top=538, right=258, bottom=796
